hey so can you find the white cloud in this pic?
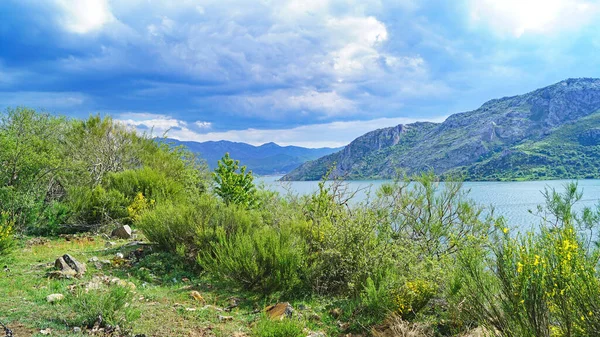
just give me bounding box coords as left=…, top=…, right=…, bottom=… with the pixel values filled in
left=194, top=121, right=212, bottom=129
left=117, top=114, right=448, bottom=148
left=55, top=0, right=115, bottom=34
left=233, top=89, right=357, bottom=118
left=469, top=0, right=600, bottom=37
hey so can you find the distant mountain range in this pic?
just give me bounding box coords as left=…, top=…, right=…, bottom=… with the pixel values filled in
left=163, top=139, right=341, bottom=175
left=283, top=78, right=600, bottom=181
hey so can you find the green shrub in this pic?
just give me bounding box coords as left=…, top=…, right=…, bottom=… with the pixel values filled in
left=198, top=225, right=306, bottom=294
left=213, top=153, right=257, bottom=208
left=252, top=316, right=304, bottom=337
left=456, top=183, right=600, bottom=337
left=66, top=185, right=128, bottom=231
left=73, top=285, right=140, bottom=331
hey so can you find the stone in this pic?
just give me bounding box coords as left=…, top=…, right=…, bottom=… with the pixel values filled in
left=218, top=315, right=233, bottom=322
left=40, top=328, right=52, bottom=335
left=73, top=327, right=82, bottom=333
left=62, top=254, right=86, bottom=276
left=265, top=302, right=293, bottom=320
left=46, top=293, right=65, bottom=303
left=115, top=253, right=124, bottom=259
left=111, top=225, right=132, bottom=239
left=105, top=241, right=116, bottom=248
left=306, top=332, right=326, bottom=337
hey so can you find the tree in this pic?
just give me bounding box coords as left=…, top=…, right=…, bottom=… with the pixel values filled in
left=213, top=153, right=257, bottom=208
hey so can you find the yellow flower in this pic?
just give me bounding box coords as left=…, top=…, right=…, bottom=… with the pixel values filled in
left=502, top=227, right=509, bottom=234
left=517, top=262, right=524, bottom=273
left=533, top=255, right=540, bottom=266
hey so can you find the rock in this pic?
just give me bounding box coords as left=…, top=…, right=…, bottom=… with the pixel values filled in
left=306, top=332, right=326, bottom=337
left=50, top=255, right=83, bottom=279
left=111, top=225, right=132, bottom=239
left=190, top=291, right=205, bottom=303
left=54, top=256, right=74, bottom=273
left=218, top=315, right=233, bottom=322
left=105, top=241, right=116, bottom=248
left=265, top=302, right=293, bottom=320
left=40, top=328, right=52, bottom=335
left=73, top=327, right=82, bottom=333
left=46, top=293, right=65, bottom=303
left=115, top=253, right=124, bottom=259
left=88, top=256, right=99, bottom=263
left=62, top=254, right=86, bottom=276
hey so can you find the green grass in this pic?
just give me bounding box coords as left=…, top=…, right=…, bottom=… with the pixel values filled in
left=0, top=236, right=341, bottom=337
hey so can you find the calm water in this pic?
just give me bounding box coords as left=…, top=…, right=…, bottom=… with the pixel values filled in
left=257, top=176, right=600, bottom=229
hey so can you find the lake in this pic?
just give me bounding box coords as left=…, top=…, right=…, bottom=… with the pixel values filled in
left=256, top=176, right=600, bottom=229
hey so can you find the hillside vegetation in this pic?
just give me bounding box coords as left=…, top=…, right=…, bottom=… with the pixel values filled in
left=283, top=78, right=600, bottom=181
left=2, top=107, right=600, bottom=337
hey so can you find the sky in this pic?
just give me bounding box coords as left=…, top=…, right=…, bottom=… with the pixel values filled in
left=1, top=0, right=600, bottom=148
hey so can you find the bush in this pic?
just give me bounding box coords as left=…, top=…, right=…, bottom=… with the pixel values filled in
left=456, top=183, right=600, bottom=337
left=252, top=315, right=304, bottom=337
left=73, top=285, right=140, bottom=331
left=0, top=211, right=14, bottom=255
left=198, top=225, right=306, bottom=294
left=136, top=199, right=208, bottom=255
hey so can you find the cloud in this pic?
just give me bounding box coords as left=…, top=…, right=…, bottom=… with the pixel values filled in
left=194, top=121, right=212, bottom=129
left=469, top=0, right=600, bottom=37
left=117, top=113, right=447, bottom=148
left=55, top=0, right=115, bottom=34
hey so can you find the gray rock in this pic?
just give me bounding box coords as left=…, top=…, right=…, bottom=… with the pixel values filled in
left=62, top=254, right=86, bottom=276
left=111, top=225, right=132, bottom=239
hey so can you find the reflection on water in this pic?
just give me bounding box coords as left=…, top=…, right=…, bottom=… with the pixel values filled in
left=256, top=176, right=600, bottom=229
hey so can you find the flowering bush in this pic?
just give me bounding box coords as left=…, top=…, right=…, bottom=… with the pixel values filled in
left=0, top=211, right=15, bottom=255
left=457, top=183, right=600, bottom=337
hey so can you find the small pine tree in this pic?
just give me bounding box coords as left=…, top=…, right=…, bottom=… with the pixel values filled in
left=213, top=153, right=257, bottom=208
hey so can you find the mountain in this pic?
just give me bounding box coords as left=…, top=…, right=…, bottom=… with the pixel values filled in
left=163, top=139, right=342, bottom=175
left=283, top=78, right=600, bottom=181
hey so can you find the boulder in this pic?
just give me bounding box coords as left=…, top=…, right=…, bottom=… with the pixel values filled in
left=265, top=302, right=293, bottom=320
left=62, top=254, right=86, bottom=276
left=111, top=225, right=132, bottom=239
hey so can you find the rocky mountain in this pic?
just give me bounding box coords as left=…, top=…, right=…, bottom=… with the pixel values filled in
left=163, top=139, right=341, bottom=175
left=283, top=78, right=600, bottom=181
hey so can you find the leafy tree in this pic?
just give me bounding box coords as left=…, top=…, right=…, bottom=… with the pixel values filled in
left=213, top=153, right=257, bottom=208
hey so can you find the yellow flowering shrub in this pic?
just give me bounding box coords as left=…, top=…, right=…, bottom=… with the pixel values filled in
left=0, top=211, right=15, bottom=255
left=127, top=192, right=154, bottom=223
left=394, top=279, right=437, bottom=318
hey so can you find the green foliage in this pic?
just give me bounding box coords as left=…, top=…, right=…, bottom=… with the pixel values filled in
left=252, top=316, right=304, bottom=337
left=198, top=225, right=305, bottom=294
left=0, top=211, right=14, bottom=255
left=213, top=153, right=257, bottom=208
left=73, top=285, right=140, bottom=331
left=456, top=183, right=600, bottom=337
left=0, top=107, right=65, bottom=231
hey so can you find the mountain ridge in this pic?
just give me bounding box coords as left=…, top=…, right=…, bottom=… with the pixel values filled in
left=162, top=138, right=342, bottom=175
left=283, top=78, right=600, bottom=181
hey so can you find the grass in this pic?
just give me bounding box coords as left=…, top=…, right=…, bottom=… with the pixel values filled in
left=0, top=235, right=340, bottom=337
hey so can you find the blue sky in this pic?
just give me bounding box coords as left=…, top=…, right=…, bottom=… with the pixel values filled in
left=1, top=0, right=600, bottom=147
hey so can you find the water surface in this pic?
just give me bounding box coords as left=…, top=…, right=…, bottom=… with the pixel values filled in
left=257, top=176, right=600, bottom=229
